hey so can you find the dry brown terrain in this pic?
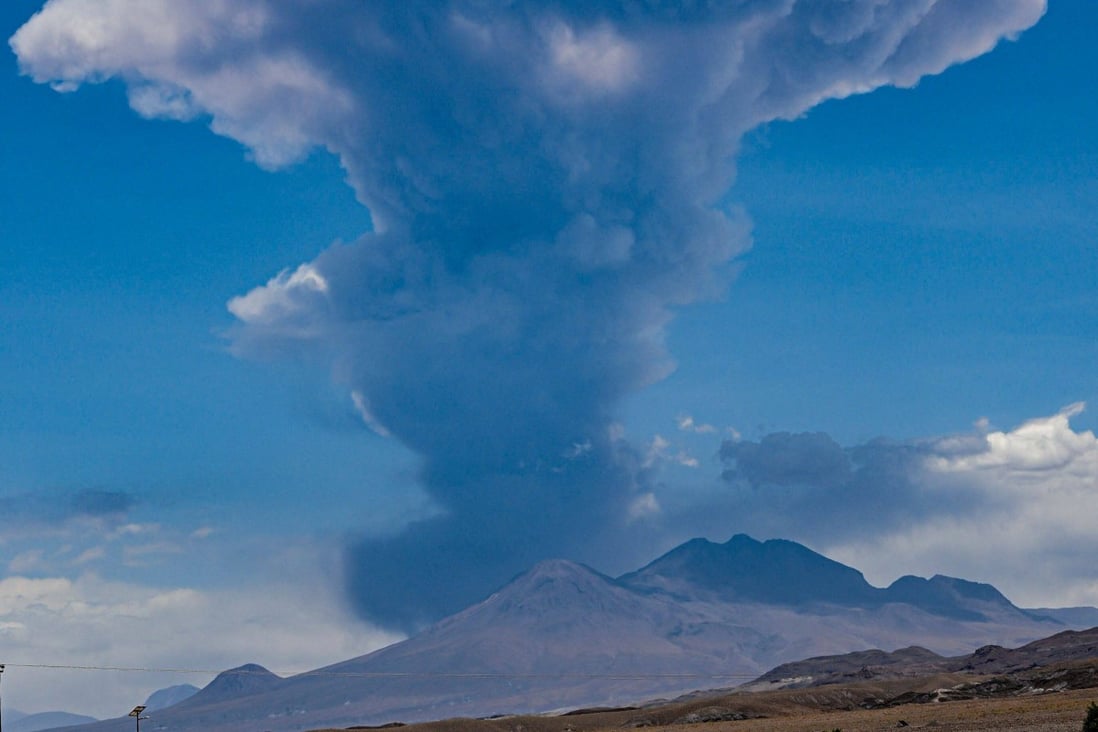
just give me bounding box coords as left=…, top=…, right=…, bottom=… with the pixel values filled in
left=313, top=668, right=1098, bottom=732
left=311, top=634, right=1098, bottom=732
left=700, top=689, right=1098, bottom=732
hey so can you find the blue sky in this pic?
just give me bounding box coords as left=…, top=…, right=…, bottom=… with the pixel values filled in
left=3, top=0, right=1098, bottom=717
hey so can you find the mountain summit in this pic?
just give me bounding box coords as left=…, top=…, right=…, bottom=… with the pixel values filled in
left=620, top=534, right=879, bottom=606
left=178, top=663, right=282, bottom=707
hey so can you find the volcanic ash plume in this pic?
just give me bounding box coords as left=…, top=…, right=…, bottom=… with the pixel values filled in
left=11, top=0, right=1046, bottom=630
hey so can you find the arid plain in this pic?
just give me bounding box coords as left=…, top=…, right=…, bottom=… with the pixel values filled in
left=313, top=683, right=1098, bottom=732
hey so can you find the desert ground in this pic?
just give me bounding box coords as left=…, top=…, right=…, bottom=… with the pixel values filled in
left=315, top=675, right=1098, bottom=732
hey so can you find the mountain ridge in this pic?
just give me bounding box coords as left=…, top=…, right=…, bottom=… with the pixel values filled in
left=57, top=534, right=1098, bottom=732
left=749, top=625, right=1098, bottom=690
left=621, top=534, right=1029, bottom=623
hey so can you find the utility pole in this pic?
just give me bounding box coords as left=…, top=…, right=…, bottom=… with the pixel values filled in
left=128, top=705, right=148, bottom=732
left=1, top=663, right=5, bottom=732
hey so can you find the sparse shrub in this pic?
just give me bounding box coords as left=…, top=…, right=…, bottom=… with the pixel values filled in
left=1083, top=701, right=1098, bottom=732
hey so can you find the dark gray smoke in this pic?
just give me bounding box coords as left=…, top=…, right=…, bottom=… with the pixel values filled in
left=12, top=0, right=1046, bottom=630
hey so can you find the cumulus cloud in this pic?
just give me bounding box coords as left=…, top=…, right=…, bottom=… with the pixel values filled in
left=717, top=405, right=1098, bottom=608
left=226, top=263, right=330, bottom=331
left=927, top=402, right=1091, bottom=473
left=10, top=0, right=351, bottom=167
left=12, top=0, right=1047, bottom=629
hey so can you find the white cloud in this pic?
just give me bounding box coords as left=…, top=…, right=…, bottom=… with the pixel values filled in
left=227, top=263, right=329, bottom=327
left=563, top=439, right=592, bottom=459
left=0, top=517, right=255, bottom=582
left=11, top=0, right=1047, bottom=208
left=644, top=433, right=700, bottom=469
left=626, top=492, right=661, bottom=522
left=927, top=402, right=1093, bottom=473
left=676, top=453, right=700, bottom=468
left=122, top=541, right=184, bottom=566
left=826, top=404, right=1098, bottom=608
left=0, top=569, right=401, bottom=718
left=110, top=522, right=158, bottom=538
left=676, top=414, right=716, bottom=434
left=545, top=22, right=639, bottom=96
left=351, top=390, right=391, bottom=438
left=10, top=0, right=352, bottom=168
left=72, top=546, right=106, bottom=565
left=643, top=434, right=671, bottom=469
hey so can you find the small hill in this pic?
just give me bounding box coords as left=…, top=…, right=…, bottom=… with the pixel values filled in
left=750, top=626, right=1098, bottom=689
left=955, top=626, right=1098, bottom=674
left=749, top=646, right=951, bottom=689
left=178, top=663, right=282, bottom=707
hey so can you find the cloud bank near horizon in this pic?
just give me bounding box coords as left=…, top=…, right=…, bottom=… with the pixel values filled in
left=716, top=404, right=1098, bottom=607
left=11, top=0, right=1047, bottom=630
left=0, top=567, right=400, bottom=718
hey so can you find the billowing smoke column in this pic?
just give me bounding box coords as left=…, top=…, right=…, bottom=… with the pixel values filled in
left=12, top=0, right=1045, bottom=631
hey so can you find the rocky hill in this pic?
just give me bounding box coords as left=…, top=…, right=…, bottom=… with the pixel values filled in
left=750, top=626, right=1098, bottom=689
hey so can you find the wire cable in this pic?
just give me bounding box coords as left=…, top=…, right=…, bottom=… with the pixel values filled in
left=0, top=662, right=761, bottom=681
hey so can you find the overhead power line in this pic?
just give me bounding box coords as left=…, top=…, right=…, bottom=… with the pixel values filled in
left=0, top=662, right=764, bottom=684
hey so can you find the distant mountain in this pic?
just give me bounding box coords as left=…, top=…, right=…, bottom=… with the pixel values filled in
left=1025, top=606, right=1098, bottom=628
left=143, top=683, right=199, bottom=711
left=750, top=626, right=1098, bottom=689
left=58, top=535, right=1098, bottom=732
left=623, top=534, right=1027, bottom=622
left=8, top=711, right=98, bottom=732
left=621, top=534, right=880, bottom=606
left=5, top=709, right=29, bottom=724
left=884, top=574, right=1022, bottom=621
left=174, top=663, right=282, bottom=707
